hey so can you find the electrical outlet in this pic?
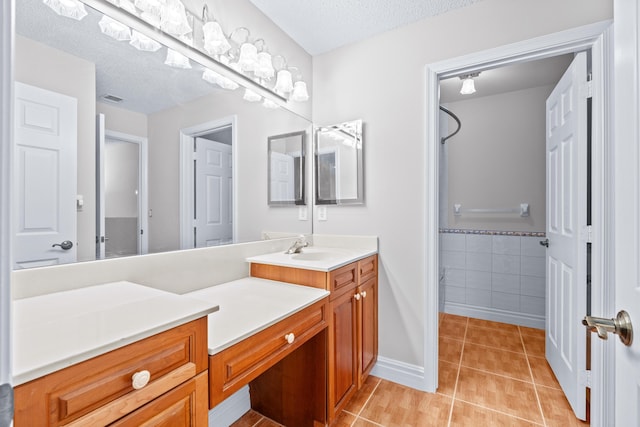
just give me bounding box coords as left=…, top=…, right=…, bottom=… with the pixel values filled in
left=298, top=206, right=308, bottom=221
left=317, top=206, right=327, bottom=221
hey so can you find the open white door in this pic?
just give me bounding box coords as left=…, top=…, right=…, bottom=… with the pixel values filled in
left=545, top=51, right=588, bottom=420
left=13, top=82, right=77, bottom=269
left=270, top=151, right=295, bottom=202
left=194, top=137, right=232, bottom=247
left=96, top=114, right=106, bottom=259
left=612, top=1, right=640, bottom=425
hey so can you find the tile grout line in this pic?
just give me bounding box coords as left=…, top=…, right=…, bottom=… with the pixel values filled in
left=349, top=377, right=382, bottom=427
left=519, top=325, right=548, bottom=427
left=455, top=398, right=545, bottom=426
left=446, top=316, right=468, bottom=427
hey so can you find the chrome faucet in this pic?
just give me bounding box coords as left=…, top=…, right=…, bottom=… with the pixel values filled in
left=285, top=237, right=309, bottom=254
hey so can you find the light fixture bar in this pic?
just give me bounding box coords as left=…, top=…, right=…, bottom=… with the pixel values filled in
left=79, top=0, right=288, bottom=104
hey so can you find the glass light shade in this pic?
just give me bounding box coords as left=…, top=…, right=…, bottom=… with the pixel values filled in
left=254, top=52, right=274, bottom=79
left=263, top=98, right=279, bottom=109
left=202, top=69, right=239, bottom=90
left=134, top=0, right=162, bottom=15
left=99, top=16, right=132, bottom=41
left=130, top=30, right=161, bottom=51
left=243, top=89, right=262, bottom=102
left=165, top=48, right=191, bottom=69
left=160, top=0, right=192, bottom=36
left=460, top=77, right=476, bottom=95
left=118, top=0, right=138, bottom=14
left=238, top=43, right=258, bottom=72
left=202, top=21, right=231, bottom=55
left=290, top=81, right=309, bottom=102
left=274, top=69, right=293, bottom=93
left=43, top=0, right=88, bottom=20
left=141, top=11, right=161, bottom=27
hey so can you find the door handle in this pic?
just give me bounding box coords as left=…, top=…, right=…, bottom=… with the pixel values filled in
left=52, top=240, right=73, bottom=250
left=539, top=239, right=549, bottom=247
left=582, top=310, right=633, bottom=346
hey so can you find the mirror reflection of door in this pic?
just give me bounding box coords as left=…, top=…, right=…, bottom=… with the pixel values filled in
left=194, top=127, right=233, bottom=247
left=96, top=115, right=148, bottom=259
left=317, top=151, right=337, bottom=201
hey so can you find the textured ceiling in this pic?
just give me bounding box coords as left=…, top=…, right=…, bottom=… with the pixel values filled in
left=247, top=0, right=486, bottom=55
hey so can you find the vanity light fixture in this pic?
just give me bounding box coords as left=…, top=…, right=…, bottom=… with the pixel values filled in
left=288, top=67, right=309, bottom=102
left=164, top=48, right=191, bottom=68
left=243, top=88, right=262, bottom=102
left=459, top=72, right=480, bottom=95
left=274, top=69, right=293, bottom=93
left=134, top=0, right=162, bottom=16
left=255, top=51, right=275, bottom=79
left=263, top=98, right=279, bottom=109
left=160, top=0, right=192, bottom=37
left=130, top=30, right=161, bottom=51
left=43, top=0, right=88, bottom=20
left=99, top=15, right=132, bottom=41
left=116, top=0, right=137, bottom=15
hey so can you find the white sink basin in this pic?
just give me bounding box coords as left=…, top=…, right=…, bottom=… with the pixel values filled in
left=291, top=252, right=335, bottom=261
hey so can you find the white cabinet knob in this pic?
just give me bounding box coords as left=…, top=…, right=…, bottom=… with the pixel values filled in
left=285, top=333, right=295, bottom=344
left=361, top=291, right=367, bottom=298
left=354, top=293, right=361, bottom=301
left=132, top=370, right=151, bottom=390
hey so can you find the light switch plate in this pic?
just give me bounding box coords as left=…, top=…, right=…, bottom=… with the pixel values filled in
left=298, top=206, right=308, bottom=221
left=317, top=206, right=327, bottom=221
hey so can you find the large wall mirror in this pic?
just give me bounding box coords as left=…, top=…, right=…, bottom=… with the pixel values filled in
left=268, top=131, right=306, bottom=206
left=13, top=0, right=312, bottom=268
left=315, top=119, right=364, bottom=205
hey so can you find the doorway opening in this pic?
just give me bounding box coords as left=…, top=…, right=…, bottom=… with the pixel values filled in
left=424, top=21, right=612, bottom=426
left=179, top=117, right=237, bottom=249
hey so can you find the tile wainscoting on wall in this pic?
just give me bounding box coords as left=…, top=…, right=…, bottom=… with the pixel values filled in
left=439, top=229, right=546, bottom=329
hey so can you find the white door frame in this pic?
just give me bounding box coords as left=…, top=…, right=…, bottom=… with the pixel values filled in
left=179, top=116, right=237, bottom=250
left=424, top=20, right=613, bottom=425
left=100, top=129, right=149, bottom=256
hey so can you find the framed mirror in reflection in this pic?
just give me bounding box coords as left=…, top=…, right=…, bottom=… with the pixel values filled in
left=12, top=0, right=313, bottom=269
left=315, top=120, right=364, bottom=205
left=268, top=131, right=306, bottom=206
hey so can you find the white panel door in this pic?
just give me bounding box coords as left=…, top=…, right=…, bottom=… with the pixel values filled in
left=613, top=0, right=640, bottom=425
left=270, top=151, right=295, bottom=202
left=13, top=82, right=77, bottom=269
left=194, top=137, right=232, bottom=247
left=96, top=114, right=106, bottom=260
left=545, top=52, right=587, bottom=420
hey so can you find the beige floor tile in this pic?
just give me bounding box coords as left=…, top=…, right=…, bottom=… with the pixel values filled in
left=528, top=355, right=561, bottom=389
left=439, top=316, right=467, bottom=340
left=230, top=410, right=264, bottom=427
left=522, top=333, right=546, bottom=357
left=465, top=325, right=525, bottom=353
left=344, top=375, right=381, bottom=414
left=439, top=336, right=464, bottom=364
left=461, top=342, right=531, bottom=381
left=537, top=385, right=589, bottom=426
left=450, top=400, right=541, bottom=426
left=332, top=410, right=358, bottom=427
left=359, top=379, right=452, bottom=426
left=519, top=325, right=545, bottom=338
left=455, top=367, right=543, bottom=424
left=437, top=361, right=458, bottom=396
left=467, top=318, right=519, bottom=333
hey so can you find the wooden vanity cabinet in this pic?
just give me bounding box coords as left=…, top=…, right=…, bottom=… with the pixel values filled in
left=251, top=254, right=378, bottom=425
left=14, top=317, right=209, bottom=426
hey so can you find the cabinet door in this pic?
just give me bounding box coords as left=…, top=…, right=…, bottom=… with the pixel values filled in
left=358, top=277, right=378, bottom=387
left=328, top=289, right=358, bottom=419
left=109, top=372, right=208, bottom=426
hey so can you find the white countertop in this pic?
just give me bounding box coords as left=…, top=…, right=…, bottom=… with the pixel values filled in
left=246, top=246, right=377, bottom=272
left=185, top=277, right=329, bottom=355
left=12, top=281, right=219, bottom=385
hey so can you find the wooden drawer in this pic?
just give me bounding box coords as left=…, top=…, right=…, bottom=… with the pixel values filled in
left=358, top=255, right=378, bottom=284
left=209, top=297, right=328, bottom=407
left=14, top=318, right=208, bottom=426
left=328, top=262, right=358, bottom=300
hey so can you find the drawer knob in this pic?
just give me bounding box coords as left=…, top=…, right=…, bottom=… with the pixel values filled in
left=285, top=333, right=295, bottom=344
left=354, top=293, right=361, bottom=301
left=361, top=291, right=367, bottom=298
left=132, top=370, right=151, bottom=390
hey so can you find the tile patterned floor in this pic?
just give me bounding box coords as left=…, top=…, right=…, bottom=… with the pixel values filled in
left=231, top=314, right=589, bottom=426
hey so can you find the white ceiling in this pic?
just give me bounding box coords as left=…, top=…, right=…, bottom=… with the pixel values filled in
left=247, top=0, right=486, bottom=55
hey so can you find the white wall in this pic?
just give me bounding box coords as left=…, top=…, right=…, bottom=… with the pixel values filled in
left=445, top=85, right=552, bottom=232
left=97, top=102, right=148, bottom=137
left=14, top=35, right=97, bottom=262
left=312, top=0, right=612, bottom=370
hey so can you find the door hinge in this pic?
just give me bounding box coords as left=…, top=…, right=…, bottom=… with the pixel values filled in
left=582, top=225, right=593, bottom=243
left=580, top=369, right=592, bottom=388
left=585, top=80, right=593, bottom=99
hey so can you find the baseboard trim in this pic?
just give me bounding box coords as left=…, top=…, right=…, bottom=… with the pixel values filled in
left=444, top=302, right=545, bottom=329
left=208, top=386, right=251, bottom=427
left=370, top=356, right=428, bottom=391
